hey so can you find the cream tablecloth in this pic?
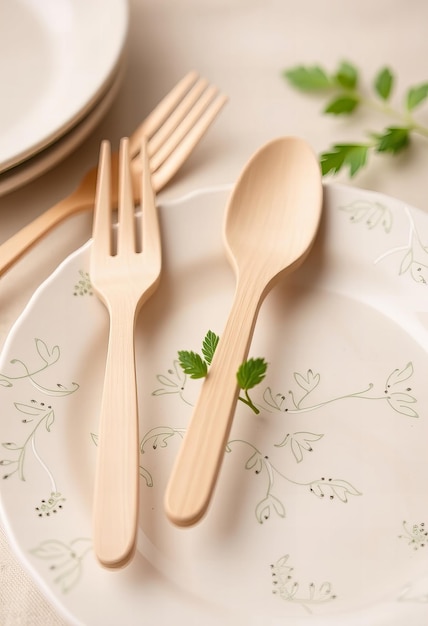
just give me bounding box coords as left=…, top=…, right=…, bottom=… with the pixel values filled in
left=1, top=0, right=428, bottom=623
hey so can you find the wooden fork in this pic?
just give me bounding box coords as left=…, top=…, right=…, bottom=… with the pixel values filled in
left=91, top=136, right=160, bottom=568
left=0, top=72, right=227, bottom=276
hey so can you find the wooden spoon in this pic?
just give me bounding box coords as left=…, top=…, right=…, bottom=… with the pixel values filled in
left=164, top=136, right=323, bottom=527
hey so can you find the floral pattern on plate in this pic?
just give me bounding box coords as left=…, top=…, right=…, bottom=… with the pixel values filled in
left=1, top=184, right=427, bottom=626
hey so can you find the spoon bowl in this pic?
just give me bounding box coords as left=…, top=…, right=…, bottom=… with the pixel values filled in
left=225, top=136, right=323, bottom=286
left=165, top=136, right=323, bottom=527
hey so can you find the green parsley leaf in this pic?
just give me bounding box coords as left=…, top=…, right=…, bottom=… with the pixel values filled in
left=374, top=67, right=394, bottom=101
left=237, top=358, right=268, bottom=391
left=406, top=82, right=428, bottom=110
left=334, top=61, right=358, bottom=90
left=283, top=60, right=428, bottom=178
left=324, top=95, right=359, bottom=115
left=375, top=127, right=409, bottom=153
left=283, top=65, right=331, bottom=91
left=202, top=330, right=219, bottom=365
left=177, top=350, right=207, bottom=379
left=178, top=331, right=269, bottom=415
left=320, top=144, right=369, bottom=177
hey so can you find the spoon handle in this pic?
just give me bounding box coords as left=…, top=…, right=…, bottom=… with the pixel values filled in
left=164, top=275, right=263, bottom=526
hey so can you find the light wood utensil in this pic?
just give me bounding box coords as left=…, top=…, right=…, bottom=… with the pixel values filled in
left=0, top=72, right=227, bottom=276
left=164, top=136, right=323, bottom=527
left=91, top=137, right=160, bottom=568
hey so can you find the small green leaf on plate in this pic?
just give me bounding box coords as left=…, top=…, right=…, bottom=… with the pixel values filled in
left=201, top=330, right=219, bottom=365
left=177, top=350, right=207, bottom=379
left=237, top=357, right=268, bottom=390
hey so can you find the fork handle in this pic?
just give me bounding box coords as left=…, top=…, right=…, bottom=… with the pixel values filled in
left=93, top=301, right=139, bottom=568
left=0, top=188, right=95, bottom=276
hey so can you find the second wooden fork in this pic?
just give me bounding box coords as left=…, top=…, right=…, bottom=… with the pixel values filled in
left=90, top=136, right=160, bottom=568
left=0, top=72, right=227, bottom=276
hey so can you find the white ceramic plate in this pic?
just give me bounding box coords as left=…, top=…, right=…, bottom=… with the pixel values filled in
left=0, top=185, right=428, bottom=626
left=0, top=59, right=125, bottom=197
left=0, top=0, right=128, bottom=172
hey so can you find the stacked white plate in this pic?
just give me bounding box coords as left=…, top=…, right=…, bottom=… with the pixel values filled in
left=0, top=0, right=129, bottom=196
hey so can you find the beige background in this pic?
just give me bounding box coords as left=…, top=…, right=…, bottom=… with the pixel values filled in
left=2, top=0, right=428, bottom=623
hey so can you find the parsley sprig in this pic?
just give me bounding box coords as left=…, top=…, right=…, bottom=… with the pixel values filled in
left=178, top=330, right=267, bottom=414
left=283, top=61, right=428, bottom=177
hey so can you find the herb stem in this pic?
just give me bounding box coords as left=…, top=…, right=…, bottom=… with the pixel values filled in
left=362, top=96, right=428, bottom=137
left=238, top=391, right=260, bottom=415
left=361, top=95, right=403, bottom=120
left=409, top=121, right=428, bottom=138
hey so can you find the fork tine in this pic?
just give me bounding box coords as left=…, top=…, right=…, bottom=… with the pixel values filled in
left=117, top=138, right=136, bottom=255
left=128, top=71, right=199, bottom=156
left=92, top=141, right=113, bottom=258
left=151, top=93, right=228, bottom=191
left=147, top=78, right=209, bottom=155
left=149, top=85, right=221, bottom=173
left=141, top=136, right=161, bottom=261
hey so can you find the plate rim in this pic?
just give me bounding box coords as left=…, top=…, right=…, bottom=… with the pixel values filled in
left=0, top=0, right=129, bottom=172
